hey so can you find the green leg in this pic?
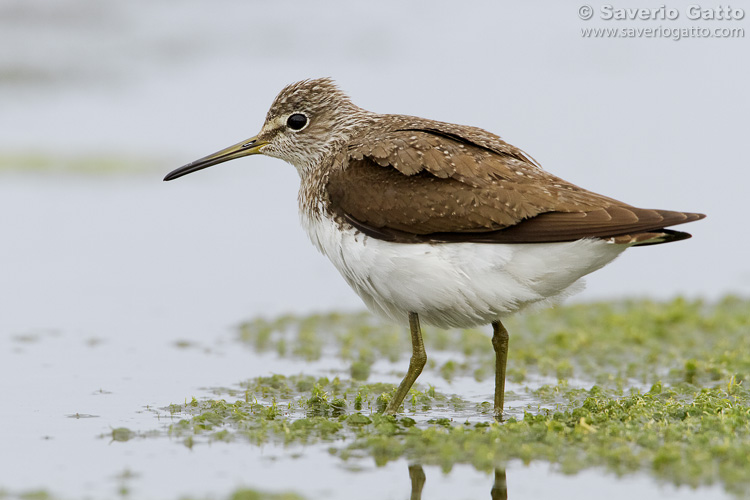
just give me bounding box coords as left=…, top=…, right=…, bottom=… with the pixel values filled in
left=491, top=320, right=509, bottom=420
left=385, top=312, right=426, bottom=415
left=408, top=464, right=426, bottom=500
left=491, top=468, right=508, bottom=500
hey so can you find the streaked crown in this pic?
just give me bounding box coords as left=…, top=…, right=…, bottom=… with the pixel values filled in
left=256, top=78, right=367, bottom=173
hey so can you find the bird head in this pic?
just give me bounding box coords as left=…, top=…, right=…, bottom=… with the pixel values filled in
left=164, top=78, right=364, bottom=181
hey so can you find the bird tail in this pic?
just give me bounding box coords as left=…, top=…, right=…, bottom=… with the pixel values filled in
left=611, top=229, right=694, bottom=247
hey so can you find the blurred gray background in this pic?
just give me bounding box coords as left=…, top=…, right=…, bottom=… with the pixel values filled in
left=0, top=2, right=747, bottom=499
left=0, top=0, right=747, bottom=334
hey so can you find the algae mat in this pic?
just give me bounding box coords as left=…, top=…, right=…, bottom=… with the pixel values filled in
left=3, top=297, right=749, bottom=499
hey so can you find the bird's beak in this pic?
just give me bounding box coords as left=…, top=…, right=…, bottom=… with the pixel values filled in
left=163, top=136, right=269, bottom=181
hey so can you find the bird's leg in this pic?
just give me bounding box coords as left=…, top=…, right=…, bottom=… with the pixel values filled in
left=385, top=312, right=426, bottom=415
left=408, top=464, right=426, bottom=500
left=491, top=320, right=510, bottom=420
left=491, top=468, right=508, bottom=500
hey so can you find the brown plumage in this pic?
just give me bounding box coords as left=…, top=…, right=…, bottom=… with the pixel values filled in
left=326, top=120, right=704, bottom=246
left=164, top=78, right=706, bottom=419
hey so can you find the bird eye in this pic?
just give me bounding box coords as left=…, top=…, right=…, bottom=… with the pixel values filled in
left=286, top=113, right=308, bottom=131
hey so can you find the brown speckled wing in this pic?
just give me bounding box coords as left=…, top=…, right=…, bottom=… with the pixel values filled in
left=326, top=126, right=705, bottom=244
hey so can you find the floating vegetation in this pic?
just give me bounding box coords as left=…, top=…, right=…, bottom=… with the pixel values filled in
left=183, top=488, right=305, bottom=500
left=237, top=296, right=750, bottom=388
left=0, top=151, right=166, bottom=175
left=28, top=296, right=749, bottom=498
left=148, top=297, right=750, bottom=496
left=6, top=297, right=750, bottom=498
left=0, top=487, right=306, bottom=500
left=154, top=373, right=750, bottom=495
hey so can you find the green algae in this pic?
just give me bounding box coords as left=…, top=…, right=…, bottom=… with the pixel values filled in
left=237, top=296, right=750, bottom=388
left=7, top=297, right=749, bottom=499
left=156, top=372, right=750, bottom=494
left=17, top=492, right=53, bottom=500
left=181, top=489, right=305, bottom=500
left=0, top=487, right=306, bottom=500
left=110, top=427, right=135, bottom=442
left=0, top=152, right=165, bottom=175
left=166, top=297, right=750, bottom=495
left=163, top=374, right=465, bottom=448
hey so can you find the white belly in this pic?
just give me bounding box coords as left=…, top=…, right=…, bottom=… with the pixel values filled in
left=302, top=214, right=627, bottom=329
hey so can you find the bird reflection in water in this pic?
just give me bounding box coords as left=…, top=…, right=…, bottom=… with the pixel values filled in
left=407, top=465, right=507, bottom=499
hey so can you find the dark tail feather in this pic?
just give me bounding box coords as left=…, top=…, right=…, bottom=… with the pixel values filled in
left=628, top=228, right=694, bottom=247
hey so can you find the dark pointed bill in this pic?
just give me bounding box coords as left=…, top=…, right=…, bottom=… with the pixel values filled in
left=163, top=136, right=268, bottom=181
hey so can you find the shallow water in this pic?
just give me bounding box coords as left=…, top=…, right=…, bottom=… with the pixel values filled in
left=1, top=304, right=733, bottom=500
left=0, top=182, right=740, bottom=497
left=1, top=1, right=748, bottom=498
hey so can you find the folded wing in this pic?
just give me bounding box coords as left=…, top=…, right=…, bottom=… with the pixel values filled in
left=326, top=124, right=704, bottom=244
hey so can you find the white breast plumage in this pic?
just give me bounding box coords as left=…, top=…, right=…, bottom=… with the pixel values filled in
left=301, top=211, right=627, bottom=329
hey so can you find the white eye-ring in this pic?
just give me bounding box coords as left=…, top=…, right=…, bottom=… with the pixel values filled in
left=286, top=113, right=309, bottom=131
